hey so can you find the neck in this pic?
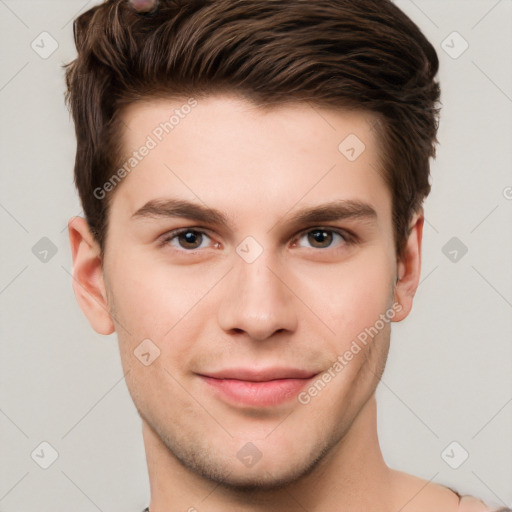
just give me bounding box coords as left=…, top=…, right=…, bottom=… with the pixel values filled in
left=143, top=395, right=395, bottom=512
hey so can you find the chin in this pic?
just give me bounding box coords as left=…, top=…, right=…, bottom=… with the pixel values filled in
left=197, top=463, right=313, bottom=493
left=175, top=437, right=333, bottom=494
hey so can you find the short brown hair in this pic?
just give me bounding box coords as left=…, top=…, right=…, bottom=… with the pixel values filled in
left=64, top=0, right=441, bottom=259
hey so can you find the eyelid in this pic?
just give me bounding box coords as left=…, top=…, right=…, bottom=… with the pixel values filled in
left=291, top=226, right=356, bottom=247
left=158, top=226, right=215, bottom=248
left=294, top=225, right=353, bottom=238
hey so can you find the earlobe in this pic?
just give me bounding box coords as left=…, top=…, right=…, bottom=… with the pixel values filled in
left=392, top=211, right=424, bottom=322
left=68, top=217, right=115, bottom=335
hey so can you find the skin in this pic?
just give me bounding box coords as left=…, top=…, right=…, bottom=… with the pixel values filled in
left=68, top=93, right=490, bottom=511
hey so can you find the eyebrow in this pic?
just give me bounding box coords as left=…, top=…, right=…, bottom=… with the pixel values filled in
left=131, top=197, right=378, bottom=231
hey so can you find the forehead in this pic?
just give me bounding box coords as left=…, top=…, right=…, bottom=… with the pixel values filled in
left=113, top=93, right=390, bottom=226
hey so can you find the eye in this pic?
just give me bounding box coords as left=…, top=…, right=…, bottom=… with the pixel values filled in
left=294, top=228, right=352, bottom=249
left=160, top=228, right=218, bottom=251
left=159, top=227, right=354, bottom=252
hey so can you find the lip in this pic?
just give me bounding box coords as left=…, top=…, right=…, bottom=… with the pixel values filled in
left=198, top=367, right=318, bottom=407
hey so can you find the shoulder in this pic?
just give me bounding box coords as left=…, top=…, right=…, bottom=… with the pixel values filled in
left=457, top=495, right=511, bottom=512
left=389, top=470, right=459, bottom=511
left=457, top=495, right=493, bottom=512
left=388, top=469, right=508, bottom=512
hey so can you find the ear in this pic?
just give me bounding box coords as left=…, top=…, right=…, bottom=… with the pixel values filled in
left=68, top=216, right=115, bottom=335
left=392, top=210, right=424, bottom=322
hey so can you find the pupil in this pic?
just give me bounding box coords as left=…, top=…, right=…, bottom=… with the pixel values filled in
left=309, top=229, right=332, bottom=248
left=182, top=231, right=201, bottom=248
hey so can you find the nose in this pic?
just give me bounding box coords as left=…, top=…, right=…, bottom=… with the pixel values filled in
left=217, top=248, right=298, bottom=341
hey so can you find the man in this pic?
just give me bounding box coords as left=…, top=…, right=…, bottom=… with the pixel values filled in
left=64, top=0, right=510, bottom=510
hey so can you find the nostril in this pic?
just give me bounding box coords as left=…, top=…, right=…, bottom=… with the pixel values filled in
left=127, top=0, right=159, bottom=14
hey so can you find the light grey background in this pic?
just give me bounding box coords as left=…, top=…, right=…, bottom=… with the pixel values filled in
left=0, top=1, right=511, bottom=511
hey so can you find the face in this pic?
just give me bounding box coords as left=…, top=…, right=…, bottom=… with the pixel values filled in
left=72, top=93, right=418, bottom=490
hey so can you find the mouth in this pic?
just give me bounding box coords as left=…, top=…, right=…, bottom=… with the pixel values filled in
left=197, top=367, right=318, bottom=407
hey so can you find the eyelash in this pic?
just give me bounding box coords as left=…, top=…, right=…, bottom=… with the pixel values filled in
left=158, top=227, right=357, bottom=252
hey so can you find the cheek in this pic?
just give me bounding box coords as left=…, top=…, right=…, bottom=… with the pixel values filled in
left=106, top=241, right=394, bottom=360
left=297, top=249, right=395, bottom=343
left=107, top=259, right=206, bottom=334
left=106, top=258, right=225, bottom=376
